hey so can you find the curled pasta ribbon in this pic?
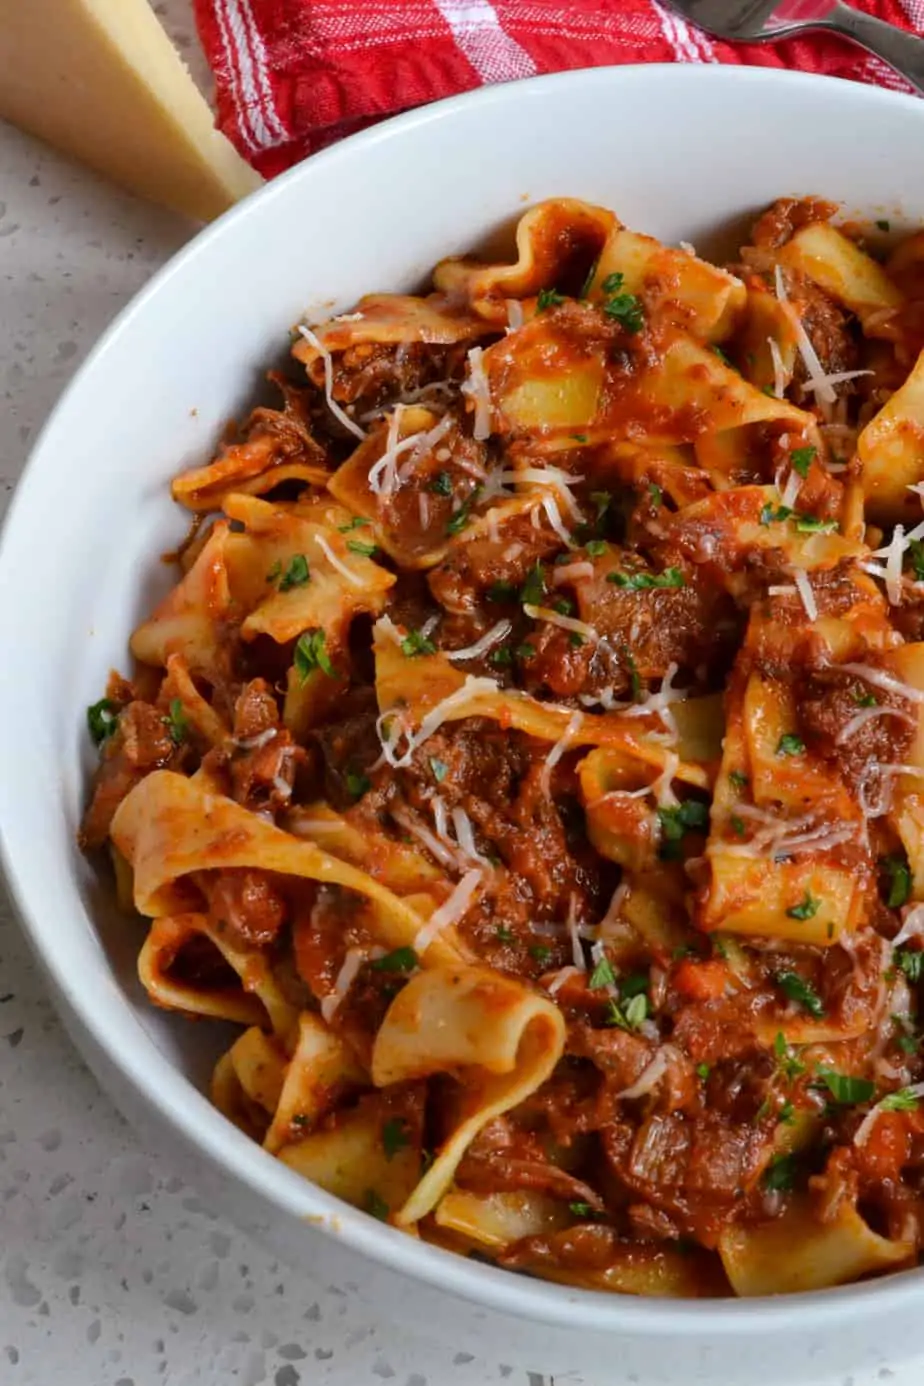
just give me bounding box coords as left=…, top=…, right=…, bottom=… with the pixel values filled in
left=370, top=965, right=565, bottom=1226
left=719, top=1196, right=912, bottom=1296
left=110, top=770, right=462, bottom=965
left=138, top=911, right=297, bottom=1039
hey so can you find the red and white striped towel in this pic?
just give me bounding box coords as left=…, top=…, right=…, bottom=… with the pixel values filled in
left=193, top=0, right=923, bottom=177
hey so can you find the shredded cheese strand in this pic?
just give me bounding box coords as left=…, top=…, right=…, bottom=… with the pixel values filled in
left=297, top=325, right=366, bottom=441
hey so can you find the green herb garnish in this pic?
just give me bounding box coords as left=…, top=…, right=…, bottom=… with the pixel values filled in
left=165, top=698, right=187, bottom=746
left=519, top=562, right=546, bottom=606
left=347, top=539, right=377, bottom=558
left=487, top=580, right=517, bottom=603
left=345, top=770, right=370, bottom=800
left=896, top=948, right=924, bottom=983
left=429, top=471, right=453, bottom=496
left=400, top=629, right=437, bottom=658
left=815, top=1069, right=875, bottom=1105
left=601, top=272, right=645, bottom=333
left=786, top=893, right=820, bottom=921
left=763, top=1153, right=799, bottom=1192
left=294, top=629, right=336, bottom=680
left=883, top=853, right=912, bottom=909
left=606, top=567, right=684, bottom=591
left=537, top=287, right=565, bottom=311
left=585, top=540, right=607, bottom=558
left=790, top=446, right=816, bottom=478
left=776, top=734, right=805, bottom=756
left=429, top=757, right=449, bottom=782
left=775, top=970, right=825, bottom=1018
left=382, top=1118, right=410, bottom=1160
left=277, top=553, right=310, bottom=590
left=880, top=1087, right=921, bottom=1111
left=588, top=957, right=616, bottom=990
left=338, top=516, right=371, bottom=532
left=87, top=698, right=119, bottom=745
left=364, top=1190, right=390, bottom=1221
left=371, top=947, right=418, bottom=973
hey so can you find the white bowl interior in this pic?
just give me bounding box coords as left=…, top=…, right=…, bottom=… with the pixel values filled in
left=5, top=64, right=924, bottom=1375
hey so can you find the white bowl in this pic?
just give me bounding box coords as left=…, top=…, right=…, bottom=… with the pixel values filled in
left=3, top=63, right=924, bottom=1383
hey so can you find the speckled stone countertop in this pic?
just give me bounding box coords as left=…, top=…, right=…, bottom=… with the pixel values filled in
left=2, top=14, right=924, bottom=1386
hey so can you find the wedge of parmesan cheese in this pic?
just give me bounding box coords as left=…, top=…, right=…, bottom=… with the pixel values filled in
left=0, top=0, right=262, bottom=221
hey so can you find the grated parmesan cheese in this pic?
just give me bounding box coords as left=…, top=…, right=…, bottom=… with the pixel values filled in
left=552, top=561, right=595, bottom=586
left=836, top=704, right=916, bottom=745
left=297, top=325, right=367, bottom=442
left=545, top=965, right=583, bottom=995
left=767, top=336, right=786, bottom=400
left=540, top=711, right=585, bottom=796
left=505, top=299, right=524, bottom=331
left=892, top=904, right=924, bottom=951
left=313, top=533, right=365, bottom=587
left=841, top=663, right=924, bottom=705
left=780, top=467, right=802, bottom=511
left=523, top=603, right=599, bottom=643
left=793, top=569, right=818, bottom=622
left=461, top=346, right=492, bottom=440
left=375, top=675, right=501, bottom=768
left=446, top=620, right=512, bottom=662
left=616, top=1048, right=671, bottom=1100
left=413, top=869, right=483, bottom=954
left=321, top=946, right=383, bottom=1022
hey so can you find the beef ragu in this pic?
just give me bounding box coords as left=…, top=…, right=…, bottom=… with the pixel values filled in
left=81, top=196, right=924, bottom=1298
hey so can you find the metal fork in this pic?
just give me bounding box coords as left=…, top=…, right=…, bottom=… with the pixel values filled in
left=664, top=0, right=924, bottom=93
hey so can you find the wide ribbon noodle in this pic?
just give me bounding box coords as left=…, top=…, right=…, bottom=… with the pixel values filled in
left=82, top=196, right=924, bottom=1298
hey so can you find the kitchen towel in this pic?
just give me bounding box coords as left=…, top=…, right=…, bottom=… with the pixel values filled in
left=194, top=0, right=922, bottom=176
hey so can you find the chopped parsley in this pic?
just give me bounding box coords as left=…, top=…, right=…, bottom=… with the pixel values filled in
left=294, top=629, right=336, bottom=680
left=429, top=757, right=449, bottom=782
left=370, top=946, right=418, bottom=972
left=906, top=538, right=924, bottom=581
left=446, top=491, right=479, bottom=536
left=382, top=1118, right=410, bottom=1160
left=345, top=770, right=370, bottom=801
left=571, top=433, right=588, bottom=443
left=585, top=539, right=607, bottom=558
left=364, top=1190, right=390, bottom=1221
left=606, top=567, right=684, bottom=591
left=786, top=892, right=820, bottom=921
left=776, top=733, right=805, bottom=756
left=429, top=471, right=453, bottom=496
left=338, top=516, right=371, bottom=532
left=519, top=562, right=546, bottom=606
left=695, top=1062, right=711, bottom=1081
left=815, top=1069, right=875, bottom=1105
left=588, top=957, right=616, bottom=990
left=164, top=698, right=187, bottom=746
left=515, top=643, right=536, bottom=661
left=87, top=698, right=119, bottom=745
left=774, top=1031, right=805, bottom=1083
left=537, top=287, right=565, bottom=311
left=760, top=503, right=793, bottom=526
left=777, top=1099, right=795, bottom=1126
left=896, top=948, right=924, bottom=983
left=775, top=970, right=825, bottom=1018
left=658, top=800, right=709, bottom=859
left=490, top=646, right=513, bottom=667
left=729, top=769, right=749, bottom=790
left=883, top=853, right=912, bottom=909
left=529, top=945, right=553, bottom=965
left=278, top=553, right=310, bottom=590
left=590, top=491, right=612, bottom=524
left=400, top=628, right=437, bottom=658
left=600, top=272, right=645, bottom=333
left=487, top=580, right=517, bottom=602
left=795, top=515, right=837, bottom=534
left=495, top=926, right=514, bottom=944
left=554, top=598, right=574, bottom=616
left=579, top=258, right=600, bottom=299
left=763, top=1153, right=799, bottom=1192
left=568, top=1200, right=596, bottom=1218
left=347, top=539, right=377, bottom=558
left=853, top=688, right=878, bottom=707
left=606, top=992, right=648, bottom=1031
left=881, top=1087, right=921, bottom=1112
left=622, top=644, right=642, bottom=702
left=649, top=482, right=663, bottom=507
left=569, top=632, right=585, bottom=648
left=712, top=345, right=731, bottom=366
left=790, top=446, right=817, bottom=478
left=730, top=814, right=746, bottom=838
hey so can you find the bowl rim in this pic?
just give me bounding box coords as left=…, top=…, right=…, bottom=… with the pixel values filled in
left=4, top=60, right=924, bottom=1333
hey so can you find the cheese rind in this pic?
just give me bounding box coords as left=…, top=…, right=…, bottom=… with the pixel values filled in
left=0, top=0, right=263, bottom=222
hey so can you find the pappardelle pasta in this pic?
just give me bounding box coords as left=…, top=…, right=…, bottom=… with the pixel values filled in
left=82, top=196, right=924, bottom=1298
